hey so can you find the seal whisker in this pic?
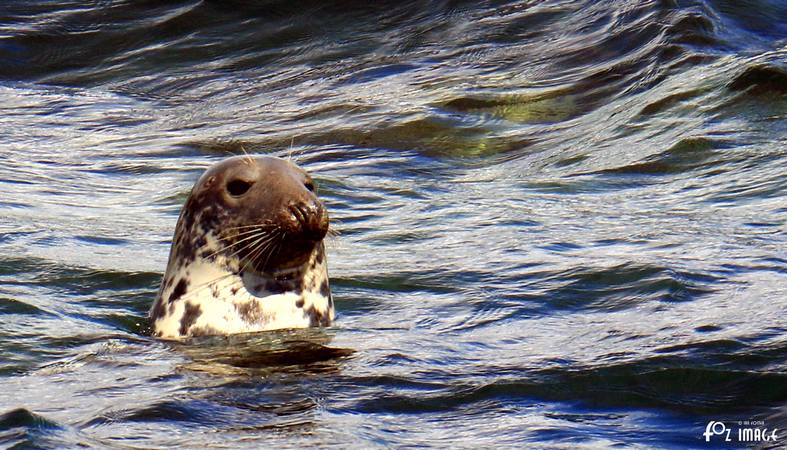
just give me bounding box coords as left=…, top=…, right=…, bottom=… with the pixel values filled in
left=239, top=144, right=254, bottom=165
left=211, top=229, right=277, bottom=250
left=326, top=216, right=342, bottom=236
left=257, top=231, right=284, bottom=272
left=253, top=230, right=283, bottom=266
left=248, top=229, right=284, bottom=273
left=242, top=231, right=281, bottom=274
left=204, top=230, right=273, bottom=260
left=225, top=223, right=278, bottom=230
left=242, top=242, right=268, bottom=275
left=228, top=231, right=280, bottom=264
left=221, top=227, right=276, bottom=241
left=223, top=226, right=277, bottom=235
left=216, top=229, right=274, bottom=240
left=242, top=231, right=279, bottom=257
left=212, top=224, right=280, bottom=250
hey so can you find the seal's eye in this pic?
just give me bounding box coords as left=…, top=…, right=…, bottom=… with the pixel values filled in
left=227, top=179, right=253, bottom=197
left=304, top=180, right=315, bottom=192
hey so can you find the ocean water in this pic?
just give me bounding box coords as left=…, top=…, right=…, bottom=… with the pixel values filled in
left=0, top=1, right=785, bottom=448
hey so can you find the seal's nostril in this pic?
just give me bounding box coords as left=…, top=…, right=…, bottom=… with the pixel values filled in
left=298, top=204, right=311, bottom=223
left=289, top=204, right=302, bottom=225
left=288, top=201, right=327, bottom=241
left=289, top=203, right=311, bottom=227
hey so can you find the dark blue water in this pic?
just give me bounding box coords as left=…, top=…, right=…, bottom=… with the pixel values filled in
left=0, top=1, right=785, bottom=448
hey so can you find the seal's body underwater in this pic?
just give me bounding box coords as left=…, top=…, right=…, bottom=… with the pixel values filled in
left=150, top=155, right=333, bottom=339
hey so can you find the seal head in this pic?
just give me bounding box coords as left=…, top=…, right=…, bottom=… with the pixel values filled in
left=150, top=155, right=333, bottom=339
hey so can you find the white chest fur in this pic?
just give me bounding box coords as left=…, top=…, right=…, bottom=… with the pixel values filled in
left=150, top=255, right=333, bottom=340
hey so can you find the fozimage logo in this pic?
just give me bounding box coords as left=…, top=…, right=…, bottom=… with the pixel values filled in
left=703, top=420, right=779, bottom=444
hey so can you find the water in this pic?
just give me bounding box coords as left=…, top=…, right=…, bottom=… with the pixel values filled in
left=0, top=0, right=785, bottom=448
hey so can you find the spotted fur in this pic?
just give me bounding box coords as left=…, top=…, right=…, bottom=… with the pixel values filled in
left=149, top=156, right=333, bottom=340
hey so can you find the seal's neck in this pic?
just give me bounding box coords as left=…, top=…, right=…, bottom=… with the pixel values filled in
left=246, top=263, right=307, bottom=282
left=151, top=240, right=332, bottom=338
left=214, top=242, right=329, bottom=299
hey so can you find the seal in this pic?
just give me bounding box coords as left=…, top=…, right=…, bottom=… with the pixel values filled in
left=149, top=155, right=333, bottom=339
